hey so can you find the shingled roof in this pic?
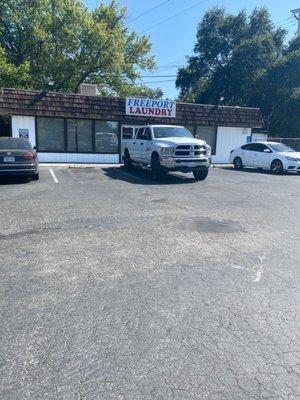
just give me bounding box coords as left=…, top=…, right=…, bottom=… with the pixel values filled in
left=0, top=87, right=264, bottom=128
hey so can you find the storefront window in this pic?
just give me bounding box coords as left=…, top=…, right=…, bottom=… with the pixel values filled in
left=37, top=117, right=65, bottom=151
left=67, top=119, right=92, bottom=152
left=95, top=121, right=119, bottom=153
left=195, top=126, right=217, bottom=155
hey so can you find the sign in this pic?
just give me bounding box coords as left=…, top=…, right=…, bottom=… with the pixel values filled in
left=126, top=97, right=176, bottom=118
left=246, top=136, right=252, bottom=143
left=19, top=129, right=29, bottom=139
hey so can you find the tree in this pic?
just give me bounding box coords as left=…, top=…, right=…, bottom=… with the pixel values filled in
left=176, top=7, right=285, bottom=105
left=0, top=46, right=30, bottom=87
left=0, top=0, right=161, bottom=96
left=259, top=37, right=300, bottom=137
left=176, top=7, right=299, bottom=137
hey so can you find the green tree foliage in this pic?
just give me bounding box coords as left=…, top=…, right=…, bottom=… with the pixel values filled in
left=256, top=37, right=300, bottom=136
left=0, top=0, right=161, bottom=97
left=176, top=7, right=299, bottom=137
left=0, top=47, right=30, bottom=87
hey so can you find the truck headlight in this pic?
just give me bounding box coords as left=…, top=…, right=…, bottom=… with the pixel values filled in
left=160, top=147, right=174, bottom=155
left=206, top=145, right=211, bottom=156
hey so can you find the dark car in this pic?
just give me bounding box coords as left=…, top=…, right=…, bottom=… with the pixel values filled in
left=0, top=137, right=39, bottom=180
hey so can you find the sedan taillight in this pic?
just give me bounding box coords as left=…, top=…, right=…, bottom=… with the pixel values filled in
left=23, top=151, right=36, bottom=160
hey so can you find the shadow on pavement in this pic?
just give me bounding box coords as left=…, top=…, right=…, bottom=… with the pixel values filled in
left=216, top=165, right=299, bottom=176
left=0, top=176, right=30, bottom=185
left=102, top=167, right=197, bottom=185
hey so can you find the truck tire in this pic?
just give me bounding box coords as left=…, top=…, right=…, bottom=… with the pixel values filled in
left=150, top=153, right=163, bottom=181
left=32, top=173, right=39, bottom=181
left=193, top=169, right=209, bottom=181
left=124, top=149, right=133, bottom=170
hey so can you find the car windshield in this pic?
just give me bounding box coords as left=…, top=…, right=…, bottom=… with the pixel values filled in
left=153, top=127, right=193, bottom=139
left=268, top=143, right=294, bottom=153
left=0, top=138, right=32, bottom=150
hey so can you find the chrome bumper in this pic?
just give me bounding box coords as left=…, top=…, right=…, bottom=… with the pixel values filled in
left=160, top=156, right=211, bottom=170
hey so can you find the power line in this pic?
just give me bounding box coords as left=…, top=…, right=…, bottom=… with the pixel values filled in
left=127, top=0, right=172, bottom=23
left=156, top=58, right=186, bottom=68
left=136, top=79, right=176, bottom=85
left=140, top=0, right=209, bottom=34
left=281, top=22, right=297, bottom=29
left=140, top=75, right=177, bottom=78
left=274, top=16, right=293, bottom=25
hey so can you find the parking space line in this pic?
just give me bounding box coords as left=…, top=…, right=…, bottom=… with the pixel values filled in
left=49, top=168, right=58, bottom=183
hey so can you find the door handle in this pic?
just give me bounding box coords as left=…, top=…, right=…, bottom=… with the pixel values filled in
left=140, top=143, right=144, bottom=145
left=133, top=142, right=136, bottom=144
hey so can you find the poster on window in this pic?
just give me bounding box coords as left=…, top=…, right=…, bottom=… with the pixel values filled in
left=126, top=97, right=176, bottom=118
left=19, top=129, right=29, bottom=139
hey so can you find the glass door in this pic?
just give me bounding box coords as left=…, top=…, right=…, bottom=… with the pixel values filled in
left=67, top=119, right=93, bottom=152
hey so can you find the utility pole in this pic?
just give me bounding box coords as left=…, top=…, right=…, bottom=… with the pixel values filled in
left=291, top=8, right=300, bottom=37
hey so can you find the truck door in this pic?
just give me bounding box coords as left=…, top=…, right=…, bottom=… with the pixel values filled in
left=141, top=127, right=153, bottom=165
left=133, top=127, right=145, bottom=162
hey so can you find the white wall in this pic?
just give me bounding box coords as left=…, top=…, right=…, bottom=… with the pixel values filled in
left=37, top=153, right=119, bottom=164
left=11, top=115, right=36, bottom=146
left=213, top=126, right=251, bottom=163
left=252, top=133, right=268, bottom=142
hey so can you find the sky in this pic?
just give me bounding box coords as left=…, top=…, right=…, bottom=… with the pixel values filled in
left=84, top=0, right=299, bottom=99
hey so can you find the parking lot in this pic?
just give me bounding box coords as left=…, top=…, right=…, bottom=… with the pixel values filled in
left=1, top=165, right=299, bottom=400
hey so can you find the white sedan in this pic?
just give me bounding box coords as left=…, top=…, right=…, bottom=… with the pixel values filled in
left=229, top=142, right=300, bottom=174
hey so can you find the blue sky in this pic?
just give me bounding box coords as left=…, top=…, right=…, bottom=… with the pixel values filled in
left=84, top=0, right=299, bottom=99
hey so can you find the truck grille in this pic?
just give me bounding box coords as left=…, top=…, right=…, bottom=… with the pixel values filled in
left=174, top=145, right=206, bottom=157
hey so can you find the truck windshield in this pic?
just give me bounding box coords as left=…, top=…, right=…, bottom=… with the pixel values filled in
left=153, top=127, right=193, bottom=139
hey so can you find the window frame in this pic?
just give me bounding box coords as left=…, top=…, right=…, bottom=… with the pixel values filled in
left=195, top=125, right=217, bottom=155
left=35, top=116, right=120, bottom=154
left=136, top=128, right=145, bottom=140
left=142, top=127, right=152, bottom=141
left=36, top=116, right=65, bottom=152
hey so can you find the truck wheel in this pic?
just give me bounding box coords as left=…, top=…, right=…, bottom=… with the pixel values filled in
left=124, top=150, right=133, bottom=170
left=193, top=169, right=209, bottom=181
left=150, top=153, right=163, bottom=181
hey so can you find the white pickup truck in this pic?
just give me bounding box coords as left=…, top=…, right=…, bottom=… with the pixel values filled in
left=122, top=125, right=211, bottom=180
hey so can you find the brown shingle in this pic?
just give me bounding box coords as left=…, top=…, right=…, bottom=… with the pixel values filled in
left=0, top=88, right=264, bottom=128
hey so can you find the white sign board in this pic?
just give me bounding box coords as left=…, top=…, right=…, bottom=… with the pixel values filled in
left=126, top=97, right=176, bottom=118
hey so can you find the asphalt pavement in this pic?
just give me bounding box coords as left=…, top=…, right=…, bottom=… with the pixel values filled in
left=0, top=165, right=299, bottom=399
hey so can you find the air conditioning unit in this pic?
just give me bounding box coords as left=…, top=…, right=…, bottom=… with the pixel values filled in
left=78, top=84, right=97, bottom=96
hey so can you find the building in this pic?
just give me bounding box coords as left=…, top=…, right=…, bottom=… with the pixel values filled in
left=0, top=87, right=265, bottom=164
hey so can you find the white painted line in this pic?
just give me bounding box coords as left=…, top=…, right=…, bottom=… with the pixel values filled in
left=231, top=265, right=243, bottom=270
left=253, top=269, right=263, bottom=282
left=49, top=168, right=58, bottom=183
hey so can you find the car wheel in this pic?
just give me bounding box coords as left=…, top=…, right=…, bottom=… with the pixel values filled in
left=124, top=150, right=133, bottom=170
left=233, top=157, right=243, bottom=169
left=32, top=173, right=39, bottom=181
left=150, top=153, right=163, bottom=181
left=270, top=159, right=284, bottom=175
left=193, top=169, right=209, bottom=181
